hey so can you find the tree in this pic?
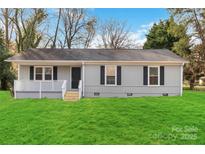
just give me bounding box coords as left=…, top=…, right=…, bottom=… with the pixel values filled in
left=0, top=8, right=14, bottom=49
left=169, top=9, right=205, bottom=89
left=99, top=19, right=136, bottom=49
left=183, top=45, right=204, bottom=89
left=83, top=18, right=96, bottom=48
left=143, top=17, right=202, bottom=89
left=51, top=8, right=61, bottom=48
left=60, top=9, right=96, bottom=49
left=143, top=19, right=179, bottom=50
left=12, top=9, right=47, bottom=52
left=0, top=29, right=15, bottom=90
left=168, top=9, right=205, bottom=68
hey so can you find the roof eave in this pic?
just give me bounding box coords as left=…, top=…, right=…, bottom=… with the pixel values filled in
left=5, top=59, right=188, bottom=64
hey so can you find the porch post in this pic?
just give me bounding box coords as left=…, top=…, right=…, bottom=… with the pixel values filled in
left=82, top=61, right=85, bottom=97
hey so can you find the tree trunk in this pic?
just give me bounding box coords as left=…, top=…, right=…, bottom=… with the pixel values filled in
left=52, top=8, right=61, bottom=48
left=5, top=8, right=9, bottom=48
left=189, top=75, right=195, bottom=90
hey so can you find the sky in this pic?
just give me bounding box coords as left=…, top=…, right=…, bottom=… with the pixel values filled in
left=46, top=8, right=170, bottom=47
left=87, top=8, right=169, bottom=46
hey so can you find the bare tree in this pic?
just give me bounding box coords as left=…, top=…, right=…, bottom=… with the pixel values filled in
left=83, top=18, right=96, bottom=48
left=60, top=8, right=96, bottom=49
left=51, top=8, right=61, bottom=48
left=61, top=9, right=85, bottom=48
left=0, top=8, right=14, bottom=49
left=11, top=9, right=47, bottom=52
left=99, top=19, right=136, bottom=49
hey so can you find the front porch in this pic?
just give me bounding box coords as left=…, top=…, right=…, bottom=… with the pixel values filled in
left=14, top=62, right=85, bottom=100
left=14, top=80, right=82, bottom=101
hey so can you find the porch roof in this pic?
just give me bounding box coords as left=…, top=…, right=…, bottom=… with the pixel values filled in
left=6, top=48, right=188, bottom=63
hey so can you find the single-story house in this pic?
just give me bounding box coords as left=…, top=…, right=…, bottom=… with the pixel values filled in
left=6, top=48, right=187, bottom=101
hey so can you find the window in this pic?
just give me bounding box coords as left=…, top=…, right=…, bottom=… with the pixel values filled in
left=34, top=66, right=53, bottom=80
left=106, top=65, right=116, bottom=85
left=35, top=67, right=43, bottom=80
left=149, top=67, right=159, bottom=85
left=45, top=67, right=52, bottom=80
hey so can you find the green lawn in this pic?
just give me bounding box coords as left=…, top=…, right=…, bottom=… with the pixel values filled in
left=0, top=91, right=205, bottom=144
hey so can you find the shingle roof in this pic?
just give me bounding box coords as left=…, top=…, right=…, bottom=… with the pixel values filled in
left=6, top=48, right=187, bottom=62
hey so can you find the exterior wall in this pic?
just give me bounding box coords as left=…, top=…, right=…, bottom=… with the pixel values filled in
left=19, top=65, right=30, bottom=80
left=16, top=91, right=62, bottom=99
left=19, top=65, right=71, bottom=90
left=17, top=63, right=182, bottom=98
left=57, top=66, right=70, bottom=90
left=84, top=64, right=182, bottom=98
left=17, top=65, right=71, bottom=99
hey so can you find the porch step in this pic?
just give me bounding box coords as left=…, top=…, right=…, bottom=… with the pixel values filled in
left=64, top=91, right=79, bottom=101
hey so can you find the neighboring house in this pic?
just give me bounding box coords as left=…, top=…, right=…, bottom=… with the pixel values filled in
left=6, top=48, right=187, bottom=101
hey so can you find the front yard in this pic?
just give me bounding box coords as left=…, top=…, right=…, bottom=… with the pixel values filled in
left=0, top=91, right=205, bottom=144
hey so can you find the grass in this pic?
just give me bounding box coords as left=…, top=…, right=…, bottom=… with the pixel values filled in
left=0, top=91, right=205, bottom=144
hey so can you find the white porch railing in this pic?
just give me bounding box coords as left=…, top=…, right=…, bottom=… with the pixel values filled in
left=78, top=80, right=82, bottom=99
left=14, top=80, right=67, bottom=99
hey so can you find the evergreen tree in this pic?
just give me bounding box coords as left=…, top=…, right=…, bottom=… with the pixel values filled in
left=143, top=17, right=190, bottom=53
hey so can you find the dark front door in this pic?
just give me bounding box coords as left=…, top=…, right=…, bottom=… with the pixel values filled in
left=71, top=67, right=81, bottom=89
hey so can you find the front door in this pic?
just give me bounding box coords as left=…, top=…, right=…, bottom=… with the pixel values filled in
left=71, top=67, right=81, bottom=89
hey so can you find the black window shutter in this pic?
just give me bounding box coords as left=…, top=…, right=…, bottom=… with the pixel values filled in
left=160, top=66, right=165, bottom=85
left=143, top=66, right=148, bottom=85
left=53, top=66, right=58, bottom=80
left=30, top=66, right=34, bottom=80
left=117, top=66, right=121, bottom=85
left=100, top=66, right=105, bottom=85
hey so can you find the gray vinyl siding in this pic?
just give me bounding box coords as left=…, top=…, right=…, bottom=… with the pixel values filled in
left=16, top=65, right=70, bottom=99
left=84, top=64, right=181, bottom=97
left=17, top=64, right=182, bottom=99
left=19, top=65, right=30, bottom=80
left=57, top=66, right=70, bottom=90
left=16, top=91, right=62, bottom=99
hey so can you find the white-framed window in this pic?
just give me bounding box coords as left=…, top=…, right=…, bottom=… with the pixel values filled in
left=35, top=67, right=43, bottom=80
left=34, top=66, right=53, bottom=81
left=148, top=66, right=159, bottom=86
left=45, top=67, right=52, bottom=80
left=105, top=65, right=116, bottom=85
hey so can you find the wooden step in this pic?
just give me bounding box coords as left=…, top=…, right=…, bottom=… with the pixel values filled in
left=65, top=93, right=79, bottom=96
left=64, top=91, right=80, bottom=101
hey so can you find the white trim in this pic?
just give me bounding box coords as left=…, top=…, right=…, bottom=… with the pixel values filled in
left=18, top=64, right=20, bottom=80
left=148, top=66, right=160, bottom=86
left=6, top=59, right=188, bottom=64
left=82, top=62, right=85, bottom=97
left=14, top=80, right=16, bottom=99
left=180, top=64, right=184, bottom=96
left=105, top=65, right=117, bottom=86
left=70, top=66, right=81, bottom=90
left=34, top=66, right=53, bottom=81
left=69, top=66, right=71, bottom=90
